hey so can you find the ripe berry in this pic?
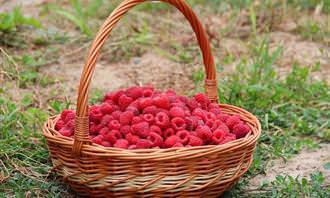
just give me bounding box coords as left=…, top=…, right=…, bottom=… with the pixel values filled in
left=212, top=129, right=227, bottom=144
left=55, top=119, right=65, bottom=130
left=232, top=123, right=250, bottom=138
left=150, top=125, right=162, bottom=135
left=143, top=105, right=158, bottom=115
left=118, top=95, right=133, bottom=109
left=169, top=106, right=185, bottom=118
left=173, top=142, right=184, bottom=147
left=100, top=115, right=113, bottom=126
left=163, top=128, right=175, bottom=138
left=59, top=127, right=73, bottom=137
left=126, top=133, right=140, bottom=144
left=108, top=120, right=121, bottom=130
left=143, top=114, right=154, bottom=123
left=131, top=116, right=143, bottom=124
left=196, top=125, right=212, bottom=141
left=188, top=135, right=203, bottom=146
left=61, top=109, right=75, bottom=121
left=176, top=130, right=190, bottom=145
left=119, top=111, right=134, bottom=125
left=155, top=112, right=170, bottom=128
left=171, top=117, right=186, bottom=131
left=148, top=132, right=163, bottom=147
left=99, top=127, right=109, bottom=136
left=131, top=121, right=149, bottom=138
left=128, top=145, right=137, bottom=149
left=220, top=133, right=236, bottom=144
left=120, top=125, right=131, bottom=135
left=153, top=95, right=170, bottom=109
left=112, top=90, right=125, bottom=104
left=136, top=139, right=152, bottom=149
left=101, top=141, right=111, bottom=147
left=92, top=135, right=103, bottom=144
left=126, top=106, right=140, bottom=116
left=126, top=86, right=143, bottom=99
left=104, top=130, right=122, bottom=144
left=142, top=89, right=153, bottom=97
left=217, top=113, right=230, bottom=122
left=226, top=115, right=242, bottom=129
left=187, top=98, right=199, bottom=110
left=194, top=93, right=210, bottom=106
left=100, top=103, right=114, bottom=115
left=164, top=135, right=181, bottom=148
left=139, top=98, right=153, bottom=109
left=114, top=139, right=129, bottom=149
left=111, top=110, right=121, bottom=120
left=192, top=108, right=205, bottom=119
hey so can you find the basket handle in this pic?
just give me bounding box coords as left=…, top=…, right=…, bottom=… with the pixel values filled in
left=72, top=0, right=218, bottom=155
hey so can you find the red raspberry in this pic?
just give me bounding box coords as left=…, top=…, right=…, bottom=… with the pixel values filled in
left=142, top=89, right=153, bottom=97
left=196, top=125, right=212, bottom=141
left=139, top=98, right=153, bottom=109
left=101, top=141, right=111, bottom=147
left=92, top=135, right=103, bottom=145
left=169, top=106, right=185, bottom=118
left=90, top=108, right=103, bottom=123
left=100, top=103, right=114, bottom=115
left=65, top=120, right=75, bottom=129
left=104, top=130, right=122, bottom=144
left=204, top=112, right=216, bottom=122
left=126, top=86, right=143, bottom=99
left=209, top=108, right=222, bottom=115
left=185, top=116, right=199, bottom=131
left=119, top=111, right=134, bottom=125
left=190, top=131, right=198, bottom=137
left=118, top=95, right=133, bottom=109
left=155, top=112, right=170, bottom=128
left=108, top=120, right=121, bottom=130
left=217, top=123, right=230, bottom=134
left=128, top=145, right=137, bottom=149
left=55, top=119, right=65, bottom=130
left=163, top=128, right=175, bottom=138
left=173, top=142, right=184, bottom=147
left=150, top=125, right=162, bottom=135
left=125, top=133, right=140, bottom=144
left=136, top=139, right=152, bottom=149
left=232, top=123, right=250, bottom=138
left=100, top=115, right=113, bottom=126
left=192, top=108, right=205, bottom=119
left=166, top=89, right=176, bottom=96
left=131, top=121, right=149, bottom=138
left=148, top=132, right=163, bottom=147
left=120, top=125, right=131, bottom=135
left=103, top=91, right=116, bottom=101
left=226, top=115, right=242, bottom=129
left=114, top=139, right=129, bottom=149
left=176, top=130, right=190, bottom=145
left=112, top=90, right=125, bottom=104
left=60, top=109, right=74, bottom=121
left=99, top=127, right=109, bottom=136
left=143, top=114, right=154, bottom=123
left=171, top=117, right=186, bottom=131
left=217, top=113, right=230, bottom=122
left=212, top=129, right=227, bottom=144
left=178, top=96, right=189, bottom=104
left=111, top=110, right=121, bottom=120
left=126, top=106, right=140, bottom=116
left=164, top=135, right=181, bottom=148
left=143, top=105, right=158, bottom=115
left=131, top=116, right=143, bottom=124
left=188, top=135, right=203, bottom=146
left=63, top=111, right=75, bottom=123
left=59, top=127, right=73, bottom=137
left=220, top=133, right=236, bottom=144
left=208, top=103, right=219, bottom=109
left=194, top=93, right=211, bottom=106
left=187, top=98, right=199, bottom=110
left=170, top=102, right=185, bottom=108
left=206, top=120, right=218, bottom=131
left=153, top=95, right=170, bottom=109
left=89, top=123, right=98, bottom=135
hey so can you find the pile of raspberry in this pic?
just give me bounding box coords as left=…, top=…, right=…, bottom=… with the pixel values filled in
left=55, top=86, right=251, bottom=149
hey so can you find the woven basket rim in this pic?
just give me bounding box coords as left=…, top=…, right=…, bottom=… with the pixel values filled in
left=43, top=103, right=261, bottom=160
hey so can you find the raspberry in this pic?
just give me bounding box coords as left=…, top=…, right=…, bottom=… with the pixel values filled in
left=126, top=86, right=143, bottom=99
left=126, top=133, right=140, bottom=144
left=100, top=115, right=113, bottom=126
left=194, top=93, right=211, bottom=106
left=100, top=103, right=114, bottom=115
left=136, top=139, right=152, bottom=149
left=111, top=110, right=121, bottom=120
left=55, top=119, right=65, bottom=130
left=128, top=145, right=137, bottom=149
left=118, top=95, right=133, bottom=109
left=209, top=108, right=222, bottom=115
left=104, top=130, right=122, bottom=144
left=114, top=139, right=129, bottom=149
left=99, top=127, right=109, bottom=136
left=206, top=120, right=218, bottom=131
left=187, top=98, right=199, bottom=110
left=143, top=113, right=154, bottom=123
left=153, top=95, right=170, bottom=109
left=143, top=89, right=153, bottom=97
left=232, top=123, right=250, bottom=138
left=148, top=132, right=163, bottom=147
left=65, top=120, right=75, bottom=129
left=139, top=98, right=153, bottom=109
left=212, top=129, right=227, bottom=144
left=143, top=105, right=158, bottom=115
left=90, top=108, right=103, bottom=123
left=217, top=114, right=230, bottom=122
left=59, top=127, right=73, bottom=137
left=173, top=142, right=184, bottom=147
left=226, top=115, right=242, bottom=129
left=155, top=112, right=170, bottom=128
left=171, top=117, right=186, bottom=131
left=164, top=135, right=181, bottom=148
left=185, top=116, right=198, bottom=131
left=126, top=106, right=140, bottom=116
left=103, top=91, right=116, bottom=101
left=131, top=116, right=143, bottom=124
left=163, top=128, right=174, bottom=138
left=196, top=125, right=212, bottom=141
left=204, top=112, right=216, bottom=122
left=119, top=111, right=134, bottom=125
left=217, top=123, right=230, bottom=134
left=220, top=133, right=236, bottom=144
left=178, top=96, right=189, bottom=104
left=108, top=120, right=121, bottom=130
left=60, top=109, right=74, bottom=121
left=92, top=135, right=103, bottom=145
left=131, top=121, right=149, bottom=138
left=169, top=106, right=185, bottom=118
left=64, top=111, right=75, bottom=123
left=120, top=125, right=131, bottom=135
left=192, top=108, right=205, bottom=119
left=188, top=135, right=203, bottom=146
left=101, top=141, right=111, bottom=147
left=176, top=130, right=190, bottom=145
left=112, top=90, right=125, bottom=104
left=170, top=102, right=185, bottom=108
left=150, top=125, right=162, bottom=135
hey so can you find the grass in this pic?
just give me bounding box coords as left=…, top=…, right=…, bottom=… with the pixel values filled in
left=1, top=0, right=329, bottom=197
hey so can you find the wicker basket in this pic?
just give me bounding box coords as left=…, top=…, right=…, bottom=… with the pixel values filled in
left=43, top=0, right=261, bottom=197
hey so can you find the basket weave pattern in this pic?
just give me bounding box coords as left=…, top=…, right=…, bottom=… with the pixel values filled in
left=43, top=0, right=261, bottom=197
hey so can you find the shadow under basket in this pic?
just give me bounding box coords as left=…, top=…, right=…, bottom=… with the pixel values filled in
left=42, top=0, right=261, bottom=197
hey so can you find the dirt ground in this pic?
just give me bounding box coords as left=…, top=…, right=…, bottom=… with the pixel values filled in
left=1, top=0, right=330, bottom=194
